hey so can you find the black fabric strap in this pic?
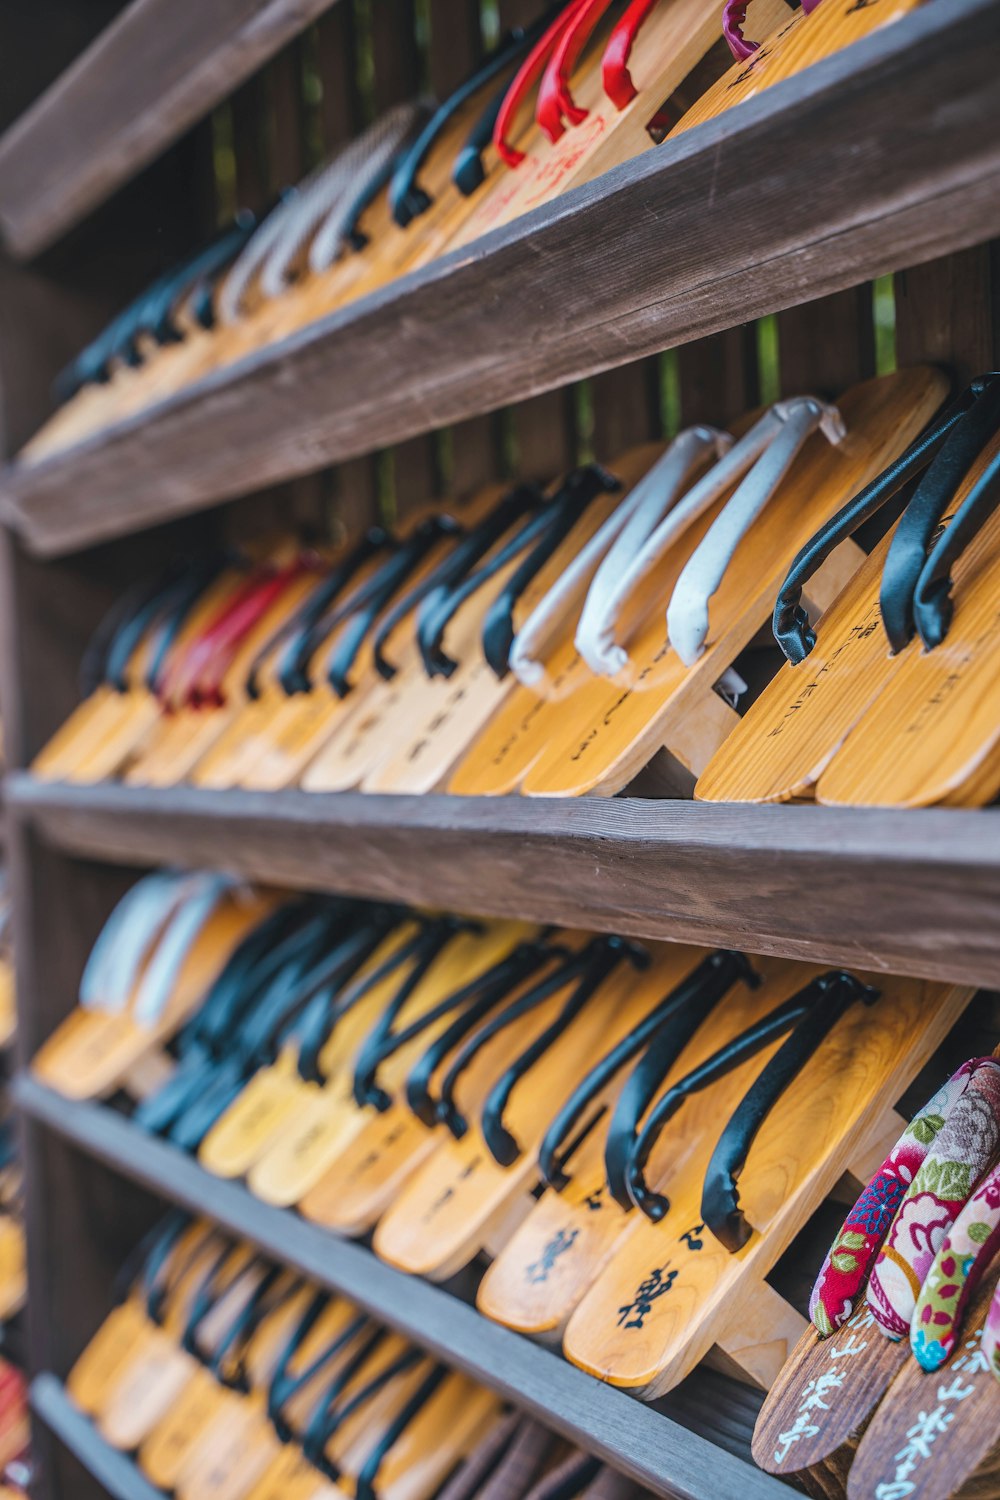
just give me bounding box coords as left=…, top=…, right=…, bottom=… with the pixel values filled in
left=276, top=529, right=394, bottom=696
left=912, top=439, right=1000, bottom=648
left=209, top=1263, right=289, bottom=1389
left=300, top=1332, right=407, bottom=1478
left=625, top=983, right=834, bottom=1220
left=354, top=1364, right=449, bottom=1500
left=267, top=1299, right=369, bottom=1440
left=539, top=949, right=758, bottom=1200
left=415, top=485, right=545, bottom=678
left=327, top=518, right=459, bottom=697
left=405, top=940, right=554, bottom=1125
left=771, top=380, right=980, bottom=663
left=240, top=529, right=388, bottom=698
left=880, top=374, right=1000, bottom=651
left=295, top=914, right=421, bottom=1085
left=179, top=1240, right=247, bottom=1355
left=113, top=1210, right=189, bottom=1316
left=168, top=910, right=391, bottom=1149
left=481, top=464, right=620, bottom=678
left=389, top=21, right=547, bottom=225
left=434, top=943, right=575, bottom=1139
left=351, top=919, right=475, bottom=1111
left=702, top=972, right=879, bottom=1251
left=453, top=73, right=510, bottom=196
left=482, top=936, right=647, bottom=1167
left=626, top=972, right=879, bottom=1225
left=333, top=104, right=431, bottom=251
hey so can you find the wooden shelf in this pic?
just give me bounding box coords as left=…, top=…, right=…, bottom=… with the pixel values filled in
left=0, top=0, right=338, bottom=262
left=30, top=1374, right=166, bottom=1500
left=8, top=772, right=1000, bottom=988
left=5, top=0, right=1000, bottom=555
left=16, top=1077, right=783, bottom=1500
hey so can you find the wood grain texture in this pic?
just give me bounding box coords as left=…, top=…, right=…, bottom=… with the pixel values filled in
left=0, top=0, right=340, bottom=260
left=7, top=773, right=1000, bottom=987
left=6, top=0, right=1000, bottom=555
left=15, top=1080, right=788, bottom=1500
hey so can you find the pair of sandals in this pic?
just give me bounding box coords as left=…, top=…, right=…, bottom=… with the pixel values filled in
left=21, top=0, right=925, bottom=465
left=698, top=370, right=1000, bottom=807
left=33, top=366, right=944, bottom=801
left=34, top=870, right=975, bottom=1407
left=66, top=1213, right=504, bottom=1500
left=754, top=1050, right=1000, bottom=1498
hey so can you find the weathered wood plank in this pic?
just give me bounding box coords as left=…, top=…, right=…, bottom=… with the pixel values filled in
left=17, top=1083, right=786, bottom=1500
left=5, top=0, right=999, bottom=554
left=0, top=0, right=342, bottom=259
left=7, top=774, right=999, bottom=988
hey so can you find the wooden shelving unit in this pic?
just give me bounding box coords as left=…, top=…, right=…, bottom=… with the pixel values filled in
left=17, top=1077, right=782, bottom=1500
left=1, top=0, right=998, bottom=1495
left=3, top=0, right=1000, bottom=555
left=0, top=0, right=340, bottom=261
left=10, top=774, right=1000, bottom=987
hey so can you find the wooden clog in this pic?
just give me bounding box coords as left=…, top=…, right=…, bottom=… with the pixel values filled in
left=846, top=1258, right=1000, bottom=1500
left=559, top=972, right=971, bottom=1399
left=816, top=461, right=1000, bottom=807
left=372, top=937, right=678, bottom=1280
left=696, top=385, right=999, bottom=808
left=32, top=890, right=273, bottom=1101
left=517, top=370, right=945, bottom=796
left=244, top=919, right=534, bottom=1207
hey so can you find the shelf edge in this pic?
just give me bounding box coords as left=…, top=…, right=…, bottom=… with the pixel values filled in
left=16, top=1077, right=787, bottom=1500
left=9, top=774, right=1000, bottom=988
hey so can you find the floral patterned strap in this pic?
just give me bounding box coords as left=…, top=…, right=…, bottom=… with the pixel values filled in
left=809, top=1061, right=976, bottom=1337
left=866, top=1059, right=1000, bottom=1339
left=982, top=1281, right=1000, bottom=1381
left=912, top=1158, right=1000, bottom=1370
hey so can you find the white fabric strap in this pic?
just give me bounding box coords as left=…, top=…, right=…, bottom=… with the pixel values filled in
left=579, top=400, right=843, bottom=676
left=574, top=426, right=731, bottom=678
left=307, top=103, right=425, bottom=274
left=219, top=102, right=423, bottom=321
left=256, top=149, right=364, bottom=301
left=216, top=181, right=315, bottom=325
left=79, top=871, right=190, bottom=1013
left=509, top=426, right=728, bottom=688
left=217, top=188, right=309, bottom=325
left=131, top=872, right=237, bottom=1026
left=668, top=396, right=845, bottom=665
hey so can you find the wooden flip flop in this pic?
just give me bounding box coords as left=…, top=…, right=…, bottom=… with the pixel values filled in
left=138, top=1278, right=316, bottom=1489
left=846, top=1256, right=1000, bottom=1500
left=559, top=971, right=971, bottom=1399
left=354, top=465, right=628, bottom=795
left=816, top=440, right=1000, bottom=808
left=515, top=369, right=944, bottom=797
left=200, top=917, right=528, bottom=1191
left=96, top=1242, right=263, bottom=1450
left=696, top=375, right=999, bottom=806
left=372, top=935, right=674, bottom=1280
left=32, top=886, right=273, bottom=1101
left=35, top=558, right=254, bottom=786
left=225, top=500, right=491, bottom=794
left=477, top=951, right=800, bottom=1352
left=123, top=550, right=327, bottom=790
left=197, top=917, right=430, bottom=1180
left=363, top=448, right=657, bottom=797
left=247, top=919, right=537, bottom=1209
left=297, top=928, right=589, bottom=1233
